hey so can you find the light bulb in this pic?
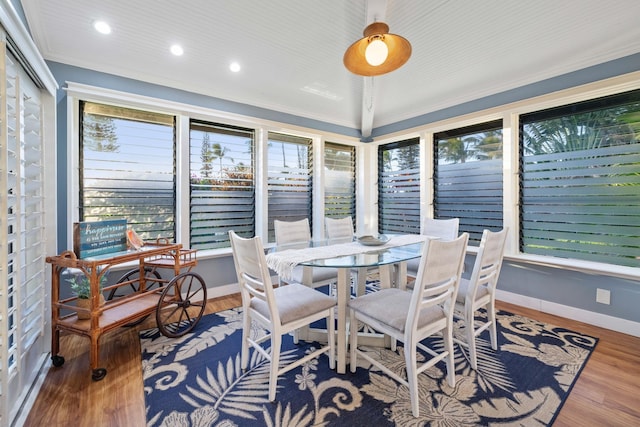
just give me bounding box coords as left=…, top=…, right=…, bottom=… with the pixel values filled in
left=93, top=21, right=111, bottom=35
left=170, top=44, right=184, bottom=56
left=365, top=38, right=388, bottom=66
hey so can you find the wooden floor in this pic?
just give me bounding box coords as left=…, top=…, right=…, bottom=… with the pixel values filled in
left=23, top=294, right=640, bottom=427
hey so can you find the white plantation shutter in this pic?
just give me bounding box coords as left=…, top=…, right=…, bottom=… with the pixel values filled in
left=0, top=47, right=50, bottom=425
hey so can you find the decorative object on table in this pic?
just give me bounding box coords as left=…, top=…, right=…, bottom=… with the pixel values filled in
left=67, top=271, right=106, bottom=319
left=357, top=234, right=390, bottom=246
left=127, top=228, right=144, bottom=250
left=140, top=306, right=597, bottom=426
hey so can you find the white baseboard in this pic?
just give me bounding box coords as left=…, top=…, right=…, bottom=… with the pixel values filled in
left=208, top=282, right=240, bottom=299
left=496, top=289, right=640, bottom=338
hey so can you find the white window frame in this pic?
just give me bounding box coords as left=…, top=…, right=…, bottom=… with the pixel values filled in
left=371, top=71, right=640, bottom=280
left=64, top=82, right=360, bottom=257
left=65, top=72, right=640, bottom=281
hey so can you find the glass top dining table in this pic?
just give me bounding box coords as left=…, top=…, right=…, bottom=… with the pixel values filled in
left=268, top=234, right=428, bottom=373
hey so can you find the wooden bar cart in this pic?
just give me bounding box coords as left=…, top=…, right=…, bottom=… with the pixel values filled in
left=46, top=241, right=206, bottom=381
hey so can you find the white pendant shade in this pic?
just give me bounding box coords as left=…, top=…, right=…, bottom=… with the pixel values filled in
left=344, top=22, right=411, bottom=76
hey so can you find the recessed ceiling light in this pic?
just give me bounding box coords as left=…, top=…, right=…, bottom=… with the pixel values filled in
left=229, top=62, right=241, bottom=73
left=93, top=21, right=111, bottom=35
left=170, top=44, right=184, bottom=56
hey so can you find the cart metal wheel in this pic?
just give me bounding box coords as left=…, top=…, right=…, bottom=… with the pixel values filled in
left=107, top=267, right=163, bottom=326
left=51, top=355, right=65, bottom=367
left=107, top=267, right=163, bottom=300
left=92, top=368, right=107, bottom=381
left=156, top=272, right=207, bottom=338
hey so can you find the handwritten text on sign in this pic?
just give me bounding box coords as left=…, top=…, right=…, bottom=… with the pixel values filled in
left=74, top=219, right=128, bottom=258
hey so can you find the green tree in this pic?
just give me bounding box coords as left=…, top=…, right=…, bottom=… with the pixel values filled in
left=438, top=136, right=476, bottom=164
left=395, top=144, right=420, bottom=170
left=522, top=109, right=637, bottom=155
left=200, top=132, right=213, bottom=178
left=211, top=142, right=233, bottom=176
left=474, top=130, right=503, bottom=160
left=438, top=131, right=503, bottom=163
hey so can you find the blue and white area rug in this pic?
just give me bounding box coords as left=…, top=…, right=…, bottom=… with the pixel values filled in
left=140, top=308, right=597, bottom=426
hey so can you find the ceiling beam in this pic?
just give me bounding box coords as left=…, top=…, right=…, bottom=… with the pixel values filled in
left=359, top=0, right=387, bottom=141
left=360, top=77, right=375, bottom=141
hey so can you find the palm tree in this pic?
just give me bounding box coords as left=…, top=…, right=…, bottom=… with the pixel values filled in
left=474, top=130, right=503, bottom=160
left=522, top=108, right=637, bottom=155
left=211, top=142, right=233, bottom=177
left=438, top=136, right=476, bottom=164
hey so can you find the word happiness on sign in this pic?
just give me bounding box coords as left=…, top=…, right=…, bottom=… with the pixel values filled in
left=73, top=219, right=128, bottom=259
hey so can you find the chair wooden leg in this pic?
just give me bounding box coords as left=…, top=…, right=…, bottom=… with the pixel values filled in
left=466, top=312, right=478, bottom=371
left=349, top=309, right=358, bottom=373
left=405, top=341, right=420, bottom=417
left=268, top=333, right=282, bottom=401
left=488, top=302, right=498, bottom=350
left=356, top=268, right=367, bottom=296
left=444, top=325, right=456, bottom=387
left=327, top=310, right=336, bottom=369
left=241, top=314, right=251, bottom=370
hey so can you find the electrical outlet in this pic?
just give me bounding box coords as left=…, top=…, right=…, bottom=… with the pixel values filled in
left=596, top=288, right=610, bottom=305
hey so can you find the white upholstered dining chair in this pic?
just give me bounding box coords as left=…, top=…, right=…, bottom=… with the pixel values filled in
left=406, top=217, right=460, bottom=279
left=273, top=218, right=338, bottom=289
left=229, top=231, right=336, bottom=401
left=348, top=233, right=469, bottom=418
left=324, top=216, right=355, bottom=241
left=454, top=228, right=507, bottom=370
left=325, top=216, right=371, bottom=296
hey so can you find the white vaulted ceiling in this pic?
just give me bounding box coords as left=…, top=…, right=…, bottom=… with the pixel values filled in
left=21, top=0, right=640, bottom=138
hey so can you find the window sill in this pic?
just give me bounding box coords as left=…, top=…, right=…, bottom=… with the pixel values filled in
left=191, top=247, right=234, bottom=260
left=197, top=245, right=640, bottom=282
left=503, top=253, right=640, bottom=282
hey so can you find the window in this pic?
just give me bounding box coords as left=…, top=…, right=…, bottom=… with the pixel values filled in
left=520, top=89, right=640, bottom=267
left=267, top=132, right=312, bottom=242
left=378, top=138, right=420, bottom=234
left=189, top=121, right=255, bottom=249
left=80, top=102, right=176, bottom=241
left=324, top=142, right=356, bottom=220
left=435, top=121, right=503, bottom=245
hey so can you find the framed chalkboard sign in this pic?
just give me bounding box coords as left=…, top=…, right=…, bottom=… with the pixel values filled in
left=73, top=219, right=128, bottom=258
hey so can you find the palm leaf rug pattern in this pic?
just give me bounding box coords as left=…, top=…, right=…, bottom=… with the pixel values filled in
left=140, top=306, right=597, bottom=427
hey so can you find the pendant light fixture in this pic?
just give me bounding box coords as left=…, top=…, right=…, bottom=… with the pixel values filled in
left=343, top=21, right=411, bottom=76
